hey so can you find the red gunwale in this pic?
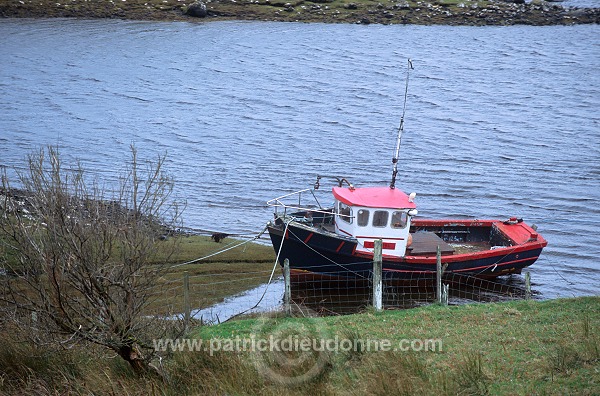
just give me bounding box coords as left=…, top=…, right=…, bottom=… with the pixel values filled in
left=351, top=218, right=547, bottom=265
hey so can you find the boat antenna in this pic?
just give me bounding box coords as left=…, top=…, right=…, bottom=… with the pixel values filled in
left=390, top=59, right=414, bottom=190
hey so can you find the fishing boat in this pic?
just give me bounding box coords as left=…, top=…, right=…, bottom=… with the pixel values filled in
left=265, top=61, right=547, bottom=282
left=266, top=178, right=547, bottom=281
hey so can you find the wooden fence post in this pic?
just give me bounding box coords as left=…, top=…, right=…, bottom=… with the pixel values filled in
left=525, top=271, right=531, bottom=300
left=436, top=245, right=442, bottom=303
left=373, top=239, right=383, bottom=311
left=183, top=271, right=190, bottom=330
left=283, top=258, right=291, bottom=316
left=436, top=246, right=449, bottom=305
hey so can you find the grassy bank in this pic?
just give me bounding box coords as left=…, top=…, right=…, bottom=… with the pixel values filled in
left=1, top=231, right=277, bottom=316
left=148, top=234, right=276, bottom=315
left=1, top=0, right=599, bottom=25
left=1, top=297, right=598, bottom=394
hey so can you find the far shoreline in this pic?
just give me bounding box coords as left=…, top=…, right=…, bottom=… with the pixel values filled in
left=1, top=0, right=599, bottom=26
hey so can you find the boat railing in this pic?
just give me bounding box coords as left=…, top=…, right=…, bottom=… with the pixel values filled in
left=267, top=188, right=333, bottom=218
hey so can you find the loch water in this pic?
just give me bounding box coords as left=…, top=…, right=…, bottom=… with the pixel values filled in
left=1, top=19, right=599, bottom=300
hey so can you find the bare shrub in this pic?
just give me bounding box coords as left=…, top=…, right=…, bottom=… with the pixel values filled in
left=0, top=145, right=183, bottom=375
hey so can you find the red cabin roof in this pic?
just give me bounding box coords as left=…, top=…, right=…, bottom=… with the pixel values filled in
left=332, top=186, right=417, bottom=209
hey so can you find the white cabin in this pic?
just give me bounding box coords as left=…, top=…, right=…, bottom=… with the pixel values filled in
left=332, top=186, right=417, bottom=258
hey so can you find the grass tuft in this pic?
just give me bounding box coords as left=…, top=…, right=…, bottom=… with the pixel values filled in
left=456, top=351, right=489, bottom=395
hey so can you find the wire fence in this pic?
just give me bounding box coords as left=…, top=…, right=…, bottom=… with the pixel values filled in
left=282, top=261, right=531, bottom=315
left=160, top=236, right=534, bottom=325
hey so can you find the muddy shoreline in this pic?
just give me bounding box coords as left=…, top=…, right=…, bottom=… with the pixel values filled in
left=1, top=0, right=599, bottom=25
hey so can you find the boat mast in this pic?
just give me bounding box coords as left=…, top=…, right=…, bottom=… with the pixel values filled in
left=390, top=59, right=414, bottom=190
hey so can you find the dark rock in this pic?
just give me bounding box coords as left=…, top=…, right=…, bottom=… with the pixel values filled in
left=186, top=1, right=207, bottom=17
left=344, top=3, right=358, bottom=9
left=211, top=232, right=229, bottom=243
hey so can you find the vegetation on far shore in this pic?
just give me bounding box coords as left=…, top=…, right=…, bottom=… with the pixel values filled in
left=1, top=297, right=598, bottom=394
left=1, top=0, right=599, bottom=25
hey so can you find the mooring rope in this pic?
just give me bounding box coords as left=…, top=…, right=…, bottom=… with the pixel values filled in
left=224, top=219, right=292, bottom=322
left=169, top=225, right=268, bottom=268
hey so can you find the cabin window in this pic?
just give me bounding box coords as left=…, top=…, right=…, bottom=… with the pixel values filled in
left=357, top=209, right=369, bottom=227
left=338, top=202, right=353, bottom=224
left=391, top=211, right=408, bottom=229
left=372, top=210, right=389, bottom=228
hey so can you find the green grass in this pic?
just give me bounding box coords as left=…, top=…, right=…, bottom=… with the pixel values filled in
left=157, top=235, right=274, bottom=265
left=191, top=297, right=600, bottom=395
left=1, top=297, right=598, bottom=395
